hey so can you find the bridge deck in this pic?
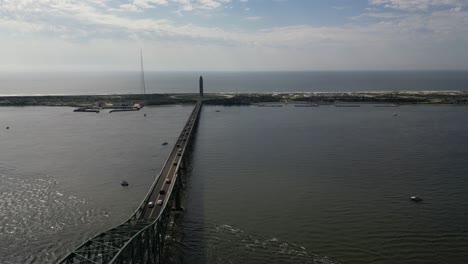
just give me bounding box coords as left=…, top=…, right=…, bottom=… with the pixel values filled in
left=141, top=102, right=202, bottom=220
left=59, top=101, right=202, bottom=264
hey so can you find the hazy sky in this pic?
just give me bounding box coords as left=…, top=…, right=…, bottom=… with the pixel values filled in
left=1, top=0, right=468, bottom=71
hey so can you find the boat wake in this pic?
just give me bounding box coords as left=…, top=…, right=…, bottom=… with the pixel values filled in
left=167, top=221, right=340, bottom=264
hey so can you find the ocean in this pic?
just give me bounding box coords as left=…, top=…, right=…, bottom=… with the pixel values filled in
left=1, top=71, right=467, bottom=96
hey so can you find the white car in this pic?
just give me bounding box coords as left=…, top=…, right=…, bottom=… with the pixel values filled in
left=148, top=201, right=154, bottom=208
left=156, top=199, right=163, bottom=206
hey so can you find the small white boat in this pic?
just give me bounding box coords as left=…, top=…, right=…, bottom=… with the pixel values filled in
left=410, top=196, right=422, bottom=202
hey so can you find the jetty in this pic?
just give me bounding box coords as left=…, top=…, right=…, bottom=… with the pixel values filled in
left=334, top=104, right=361, bottom=107
left=73, top=108, right=100, bottom=113
left=294, top=104, right=319, bottom=107
left=109, top=108, right=141, bottom=113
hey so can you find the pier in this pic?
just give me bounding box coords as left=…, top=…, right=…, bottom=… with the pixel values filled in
left=109, top=108, right=142, bottom=113
left=73, top=108, right=100, bottom=113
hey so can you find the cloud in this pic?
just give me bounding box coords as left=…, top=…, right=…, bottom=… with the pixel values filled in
left=0, top=0, right=468, bottom=70
left=369, top=0, right=467, bottom=11
left=115, top=0, right=233, bottom=12
left=2, top=0, right=468, bottom=47
left=244, top=16, right=262, bottom=20
left=118, top=0, right=169, bottom=12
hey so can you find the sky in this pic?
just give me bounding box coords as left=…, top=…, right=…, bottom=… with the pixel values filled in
left=0, top=0, right=468, bottom=71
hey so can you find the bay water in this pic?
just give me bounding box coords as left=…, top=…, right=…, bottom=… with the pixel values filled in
left=1, top=104, right=468, bottom=263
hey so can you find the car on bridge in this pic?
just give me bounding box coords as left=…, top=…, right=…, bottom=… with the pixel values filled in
left=148, top=201, right=154, bottom=208
left=157, top=199, right=163, bottom=206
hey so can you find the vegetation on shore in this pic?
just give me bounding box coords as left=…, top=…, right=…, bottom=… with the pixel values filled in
left=1, top=91, right=468, bottom=107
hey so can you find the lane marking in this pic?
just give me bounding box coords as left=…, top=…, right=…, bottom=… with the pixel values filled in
left=147, top=112, right=198, bottom=219
left=146, top=106, right=200, bottom=219
left=148, top=149, right=178, bottom=218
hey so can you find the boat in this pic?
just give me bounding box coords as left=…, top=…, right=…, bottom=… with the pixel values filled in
left=121, top=180, right=129, bottom=186
left=162, top=142, right=168, bottom=146
left=216, top=110, right=220, bottom=112
left=410, top=196, right=422, bottom=202
left=393, top=113, right=398, bottom=116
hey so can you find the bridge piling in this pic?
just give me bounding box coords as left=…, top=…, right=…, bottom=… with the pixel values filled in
left=173, top=180, right=183, bottom=212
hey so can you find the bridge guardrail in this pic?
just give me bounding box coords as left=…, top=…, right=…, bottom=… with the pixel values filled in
left=109, top=102, right=202, bottom=263
left=58, top=101, right=202, bottom=264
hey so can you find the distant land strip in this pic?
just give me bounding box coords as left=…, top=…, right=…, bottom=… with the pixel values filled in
left=1, top=91, right=468, bottom=107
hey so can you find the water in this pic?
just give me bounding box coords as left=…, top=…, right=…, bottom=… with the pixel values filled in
left=1, top=105, right=468, bottom=263
left=178, top=105, right=468, bottom=264
left=1, top=71, right=468, bottom=95
left=0, top=105, right=193, bottom=263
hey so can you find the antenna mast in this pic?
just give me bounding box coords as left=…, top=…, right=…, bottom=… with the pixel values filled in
left=140, top=49, right=146, bottom=94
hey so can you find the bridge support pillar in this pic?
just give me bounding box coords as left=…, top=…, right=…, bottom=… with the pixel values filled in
left=179, top=159, right=186, bottom=170
left=172, top=180, right=184, bottom=212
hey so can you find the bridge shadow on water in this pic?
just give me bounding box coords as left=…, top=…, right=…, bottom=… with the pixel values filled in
left=163, top=115, right=209, bottom=264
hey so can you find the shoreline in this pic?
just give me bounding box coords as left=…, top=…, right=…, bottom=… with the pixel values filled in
left=1, top=91, right=468, bottom=107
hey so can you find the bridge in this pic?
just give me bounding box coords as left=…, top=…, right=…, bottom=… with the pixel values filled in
left=59, top=100, right=203, bottom=264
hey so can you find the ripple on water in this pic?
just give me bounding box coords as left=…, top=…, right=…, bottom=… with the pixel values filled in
left=0, top=166, right=104, bottom=263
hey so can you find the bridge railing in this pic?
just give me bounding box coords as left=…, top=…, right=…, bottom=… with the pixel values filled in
left=58, top=101, right=202, bottom=264
left=109, top=165, right=180, bottom=264
left=128, top=101, right=202, bottom=221
left=109, top=102, right=202, bottom=263
left=109, top=101, right=202, bottom=223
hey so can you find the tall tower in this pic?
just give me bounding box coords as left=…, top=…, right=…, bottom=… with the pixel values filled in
left=140, top=49, right=146, bottom=95
left=199, top=76, right=204, bottom=97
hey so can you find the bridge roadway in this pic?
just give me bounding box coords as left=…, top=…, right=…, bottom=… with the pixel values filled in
left=141, top=101, right=202, bottom=220
left=58, top=101, right=202, bottom=264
